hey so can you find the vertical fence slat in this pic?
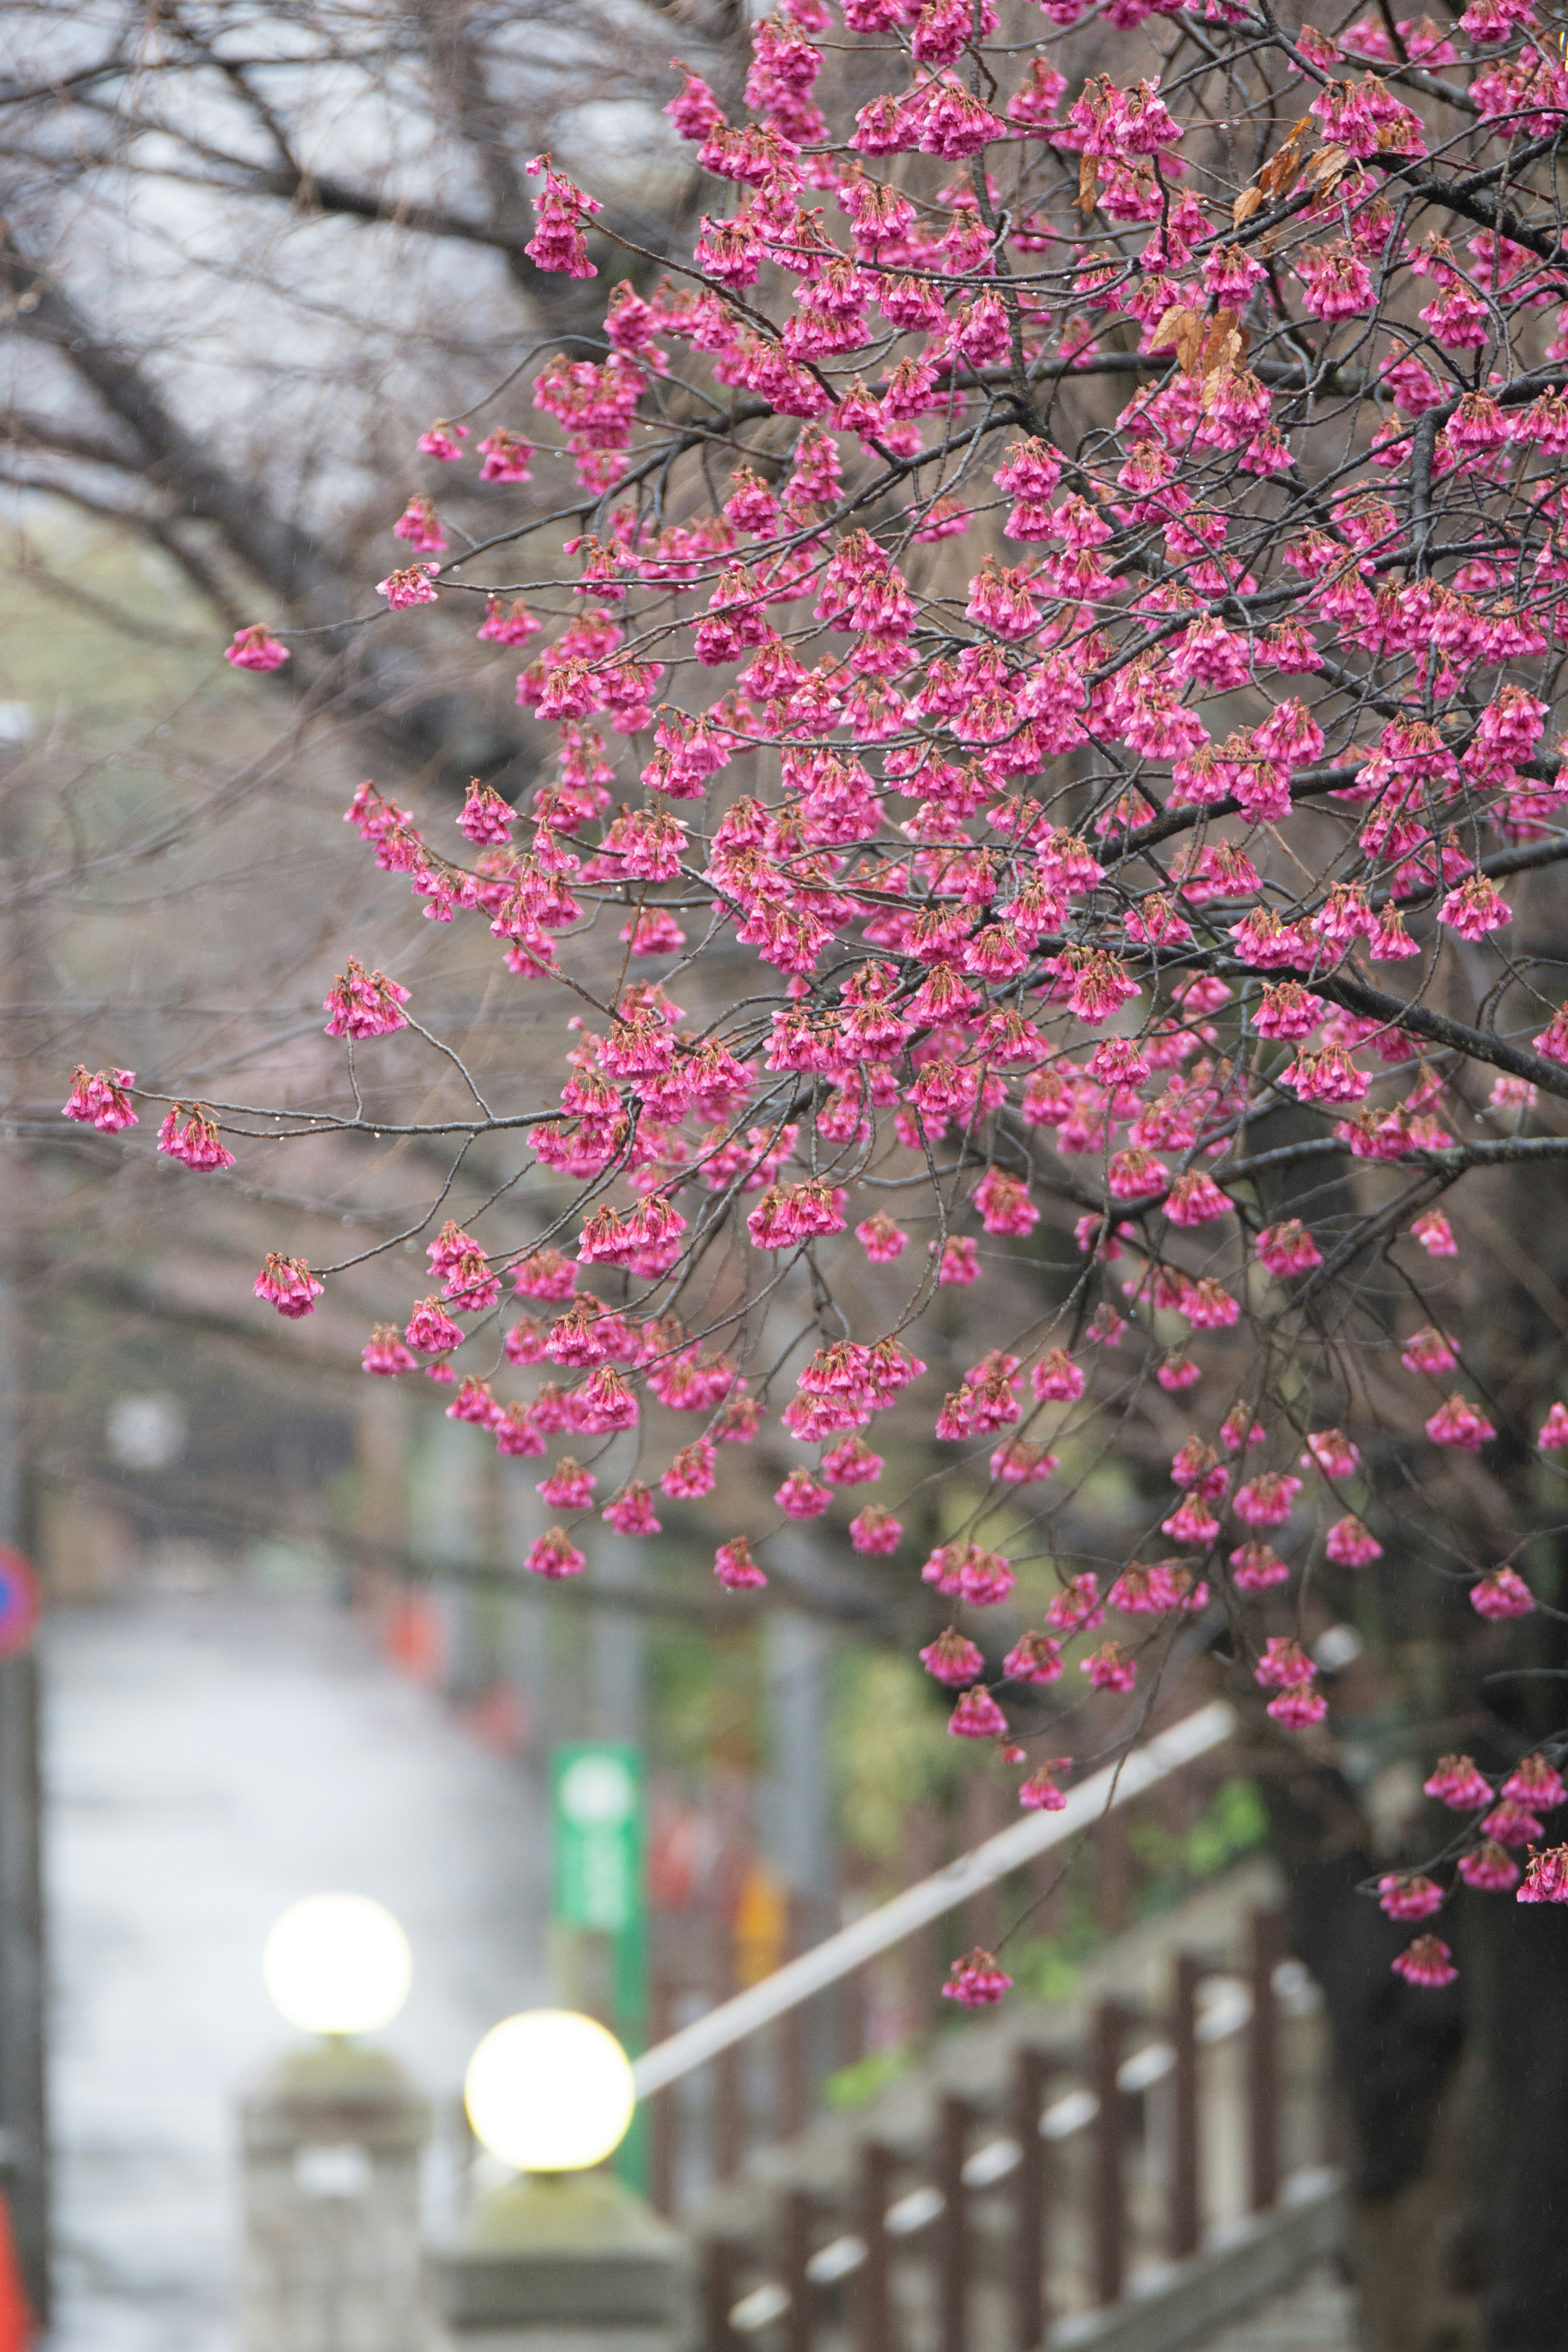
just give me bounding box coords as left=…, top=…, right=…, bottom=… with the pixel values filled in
left=780, top=2187, right=813, bottom=2352
left=1247, top=1909, right=1283, bottom=2213
left=714, top=2044, right=745, bottom=2185
left=1169, top=1953, right=1201, bottom=2261
left=1011, top=2046, right=1049, bottom=2352
left=855, top=2140, right=895, bottom=2352
left=1091, top=2002, right=1125, bottom=2308
left=701, top=2239, right=740, bottom=2352
left=936, top=2094, right=971, bottom=2352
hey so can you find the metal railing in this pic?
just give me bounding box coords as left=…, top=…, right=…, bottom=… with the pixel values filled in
left=633, top=1702, right=1236, bottom=2105
left=694, top=1908, right=1337, bottom=2352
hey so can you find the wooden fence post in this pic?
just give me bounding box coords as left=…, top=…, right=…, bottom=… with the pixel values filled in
left=1091, top=2002, right=1126, bottom=2307
left=935, top=2095, right=971, bottom=2352
left=1247, top=1910, right=1283, bottom=2213
left=780, top=2186, right=813, bottom=2352
left=700, top=2239, right=740, bottom=2352
left=1011, top=2046, right=1049, bottom=2352
left=855, top=2140, right=895, bottom=2352
left=1169, top=1954, right=1202, bottom=2261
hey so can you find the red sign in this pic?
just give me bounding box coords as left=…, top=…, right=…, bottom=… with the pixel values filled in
left=0, top=1548, right=40, bottom=1659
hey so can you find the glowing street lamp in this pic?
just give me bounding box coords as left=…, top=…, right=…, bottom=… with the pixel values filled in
left=241, top=1895, right=429, bottom=2352
left=464, top=2010, right=635, bottom=2174
left=437, top=2010, right=685, bottom=2342
left=262, top=1893, right=413, bottom=2038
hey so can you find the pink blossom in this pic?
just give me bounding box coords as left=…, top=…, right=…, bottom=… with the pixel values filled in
left=1538, top=1403, right=1568, bottom=1450
left=1267, top=1684, right=1328, bottom=1728
left=405, top=1296, right=466, bottom=1354
left=942, top=1948, right=1013, bottom=2007
left=714, top=1537, right=767, bottom=1590
left=514, top=1248, right=578, bottom=1301
left=1230, top=1541, right=1290, bottom=1592
left=1002, top=1630, right=1063, bottom=1685
left=1391, top=1936, right=1457, bottom=1988
left=1501, top=1753, right=1567, bottom=1809
left=478, top=430, right=534, bottom=483
left=1482, top=1799, right=1545, bottom=1848
left=1257, top=1221, right=1323, bottom=1277
left=1518, top=1846, right=1568, bottom=1903
left=1427, top=1394, right=1497, bottom=1451
left=1302, top=1429, right=1361, bottom=1478
left=856, top=1211, right=908, bottom=1261
left=1470, top=1567, right=1534, bottom=1619
left=822, top=1435, right=883, bottom=1486
left=921, top=1627, right=986, bottom=1686
left=1162, top=1494, right=1220, bottom=1545
left=158, top=1105, right=235, bottom=1172
left=849, top=1505, right=902, bottom=1555
left=775, top=1466, right=831, bottom=1517
left=225, top=624, right=290, bottom=671
left=324, top=957, right=411, bottom=1039
left=1255, top=1635, right=1315, bottom=1691
left=1402, top=1325, right=1458, bottom=1374
left=446, top=1377, right=500, bottom=1429
left=602, top=1482, right=661, bottom=1536
left=663, top=1439, right=718, bottom=1500
left=526, top=1528, right=587, bottom=1579
left=1438, top=872, right=1512, bottom=940
left=494, top=1405, right=545, bottom=1457
left=416, top=418, right=468, bottom=460
left=990, top=1439, right=1056, bottom=1485
left=1424, top=1754, right=1494, bottom=1809
left=1081, top=1640, right=1136, bottom=1693
left=923, top=1540, right=1016, bottom=1606
left=393, top=494, right=446, bottom=554
left=1411, top=1210, right=1458, bottom=1257
left=474, top=585, right=539, bottom=648
left=1234, top=1473, right=1302, bottom=1528
left=523, top=156, right=602, bottom=278
left=537, top=1456, right=597, bottom=1510
left=1019, top=1761, right=1071, bottom=1811
left=62, top=1065, right=138, bottom=1133
left=1031, top=1350, right=1085, bottom=1402
left=936, top=1236, right=981, bottom=1285
left=1325, top=1516, right=1383, bottom=1568
left=1379, top=1874, right=1444, bottom=1921
left=1047, top=1573, right=1105, bottom=1634
left=255, top=1253, right=323, bottom=1319
left=376, top=563, right=439, bottom=608
left=363, top=1324, right=416, bottom=1376
left=1458, top=1841, right=1519, bottom=1892
left=949, top=1684, right=1009, bottom=1739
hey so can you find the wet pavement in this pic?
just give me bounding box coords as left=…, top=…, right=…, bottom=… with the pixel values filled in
left=41, top=1588, right=550, bottom=2352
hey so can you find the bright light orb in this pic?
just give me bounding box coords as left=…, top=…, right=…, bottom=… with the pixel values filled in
left=464, top=2011, right=635, bottom=2172
left=262, top=1893, right=413, bottom=2036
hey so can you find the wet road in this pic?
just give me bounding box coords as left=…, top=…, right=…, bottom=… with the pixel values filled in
left=41, top=1590, right=550, bottom=2352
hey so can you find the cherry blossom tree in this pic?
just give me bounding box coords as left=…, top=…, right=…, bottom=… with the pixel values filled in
left=52, top=0, right=1568, bottom=2335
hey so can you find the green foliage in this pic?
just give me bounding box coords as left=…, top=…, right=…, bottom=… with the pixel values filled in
left=822, top=2044, right=918, bottom=2110
left=833, top=1645, right=961, bottom=1868
left=1003, top=1937, right=1080, bottom=2005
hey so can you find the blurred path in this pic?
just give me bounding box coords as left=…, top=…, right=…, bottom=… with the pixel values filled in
left=40, top=1589, right=550, bottom=2352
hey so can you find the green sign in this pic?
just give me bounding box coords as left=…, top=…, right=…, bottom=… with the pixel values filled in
left=549, top=1742, right=647, bottom=2186
left=552, top=1744, right=643, bottom=1933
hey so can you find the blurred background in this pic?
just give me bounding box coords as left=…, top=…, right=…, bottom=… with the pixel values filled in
left=0, top=8, right=1557, bottom=2352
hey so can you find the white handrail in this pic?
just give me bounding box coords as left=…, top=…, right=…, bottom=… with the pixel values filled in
left=631, top=1697, right=1236, bottom=2099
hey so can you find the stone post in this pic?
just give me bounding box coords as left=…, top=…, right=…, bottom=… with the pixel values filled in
left=434, top=2169, right=692, bottom=2352
left=239, top=2040, right=432, bottom=2352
